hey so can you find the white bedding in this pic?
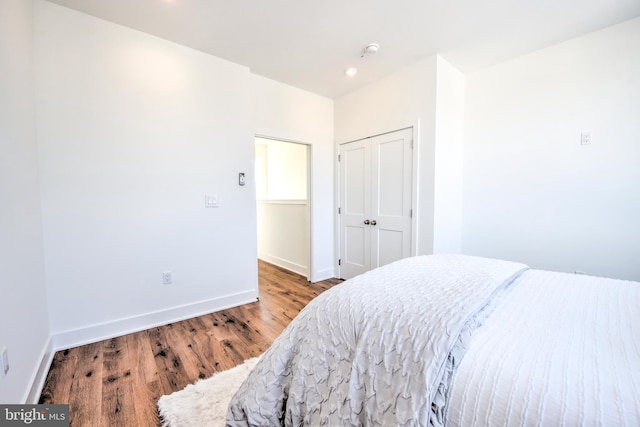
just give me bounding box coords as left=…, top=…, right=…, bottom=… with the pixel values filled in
left=447, top=270, right=640, bottom=426
left=227, top=255, right=640, bottom=426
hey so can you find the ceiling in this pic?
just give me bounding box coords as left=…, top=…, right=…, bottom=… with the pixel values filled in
left=45, top=0, right=640, bottom=99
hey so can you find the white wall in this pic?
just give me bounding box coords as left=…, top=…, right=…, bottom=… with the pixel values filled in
left=257, top=201, right=309, bottom=276
left=462, top=17, right=640, bottom=281
left=252, top=75, right=335, bottom=281
left=434, top=59, right=465, bottom=254
left=0, top=0, right=51, bottom=403
left=35, top=1, right=258, bottom=347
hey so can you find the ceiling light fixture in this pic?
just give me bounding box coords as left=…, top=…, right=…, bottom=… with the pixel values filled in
left=361, top=43, right=380, bottom=57
left=345, top=67, right=358, bottom=77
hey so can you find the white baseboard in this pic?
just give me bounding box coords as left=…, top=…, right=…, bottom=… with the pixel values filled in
left=51, top=290, right=258, bottom=351
left=25, top=335, right=54, bottom=404
left=258, top=254, right=309, bottom=278
left=310, top=267, right=336, bottom=283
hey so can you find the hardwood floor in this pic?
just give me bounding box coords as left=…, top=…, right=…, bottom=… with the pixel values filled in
left=39, top=260, right=342, bottom=426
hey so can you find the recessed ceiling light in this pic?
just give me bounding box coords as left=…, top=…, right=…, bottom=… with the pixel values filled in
left=345, top=67, right=358, bottom=77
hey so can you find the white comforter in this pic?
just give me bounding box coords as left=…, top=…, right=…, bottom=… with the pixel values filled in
left=447, top=269, right=640, bottom=426
left=227, top=254, right=527, bottom=426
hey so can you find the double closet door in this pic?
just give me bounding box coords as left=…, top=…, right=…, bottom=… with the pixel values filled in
left=339, top=128, right=413, bottom=280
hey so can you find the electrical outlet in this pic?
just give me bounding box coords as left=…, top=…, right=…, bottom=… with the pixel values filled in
left=1, top=347, right=8, bottom=377
left=162, top=271, right=173, bottom=285
left=580, top=131, right=592, bottom=145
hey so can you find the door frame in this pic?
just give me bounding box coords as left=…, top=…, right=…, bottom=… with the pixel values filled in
left=336, top=125, right=419, bottom=279
left=255, top=134, right=312, bottom=281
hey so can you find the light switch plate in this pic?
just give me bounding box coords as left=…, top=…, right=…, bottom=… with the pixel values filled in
left=205, top=194, right=219, bottom=208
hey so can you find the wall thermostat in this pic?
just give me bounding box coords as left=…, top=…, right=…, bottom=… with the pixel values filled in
left=239, top=172, right=246, bottom=186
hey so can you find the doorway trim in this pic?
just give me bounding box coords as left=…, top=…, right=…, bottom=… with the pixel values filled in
left=335, top=125, right=419, bottom=279
left=255, top=134, right=312, bottom=281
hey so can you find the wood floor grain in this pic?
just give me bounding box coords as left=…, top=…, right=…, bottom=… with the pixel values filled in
left=39, top=260, right=341, bottom=426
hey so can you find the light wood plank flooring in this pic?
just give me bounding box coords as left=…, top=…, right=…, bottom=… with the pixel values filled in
left=39, top=260, right=341, bottom=426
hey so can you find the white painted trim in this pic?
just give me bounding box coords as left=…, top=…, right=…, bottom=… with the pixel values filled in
left=306, top=143, right=314, bottom=282
left=25, top=336, right=54, bottom=404
left=334, top=141, right=341, bottom=279
left=51, top=290, right=258, bottom=351
left=335, top=125, right=415, bottom=146
left=257, top=199, right=308, bottom=205
left=255, top=134, right=313, bottom=281
left=411, top=121, right=420, bottom=257
left=258, top=254, right=309, bottom=278
left=310, top=267, right=335, bottom=283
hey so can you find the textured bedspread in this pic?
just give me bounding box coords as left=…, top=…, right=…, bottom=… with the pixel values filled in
left=227, top=254, right=527, bottom=426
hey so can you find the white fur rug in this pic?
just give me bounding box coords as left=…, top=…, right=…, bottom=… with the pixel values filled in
left=157, top=357, right=261, bottom=427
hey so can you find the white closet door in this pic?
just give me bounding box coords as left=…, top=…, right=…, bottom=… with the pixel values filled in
left=339, top=138, right=372, bottom=279
left=370, top=128, right=413, bottom=269
left=339, top=128, right=412, bottom=280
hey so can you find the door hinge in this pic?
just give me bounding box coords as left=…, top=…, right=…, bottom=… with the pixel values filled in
left=338, top=207, right=341, bottom=214
left=338, top=259, right=341, bottom=266
left=411, top=139, right=414, bottom=149
left=338, top=154, right=341, bottom=162
left=410, top=208, right=413, bottom=218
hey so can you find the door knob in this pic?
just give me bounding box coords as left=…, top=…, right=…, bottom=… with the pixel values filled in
left=371, top=220, right=377, bottom=226
left=364, top=219, right=370, bottom=225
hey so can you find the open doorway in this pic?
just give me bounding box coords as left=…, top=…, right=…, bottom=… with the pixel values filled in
left=255, top=136, right=311, bottom=280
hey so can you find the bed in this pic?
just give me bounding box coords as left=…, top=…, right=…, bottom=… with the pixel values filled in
left=227, top=254, right=640, bottom=426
